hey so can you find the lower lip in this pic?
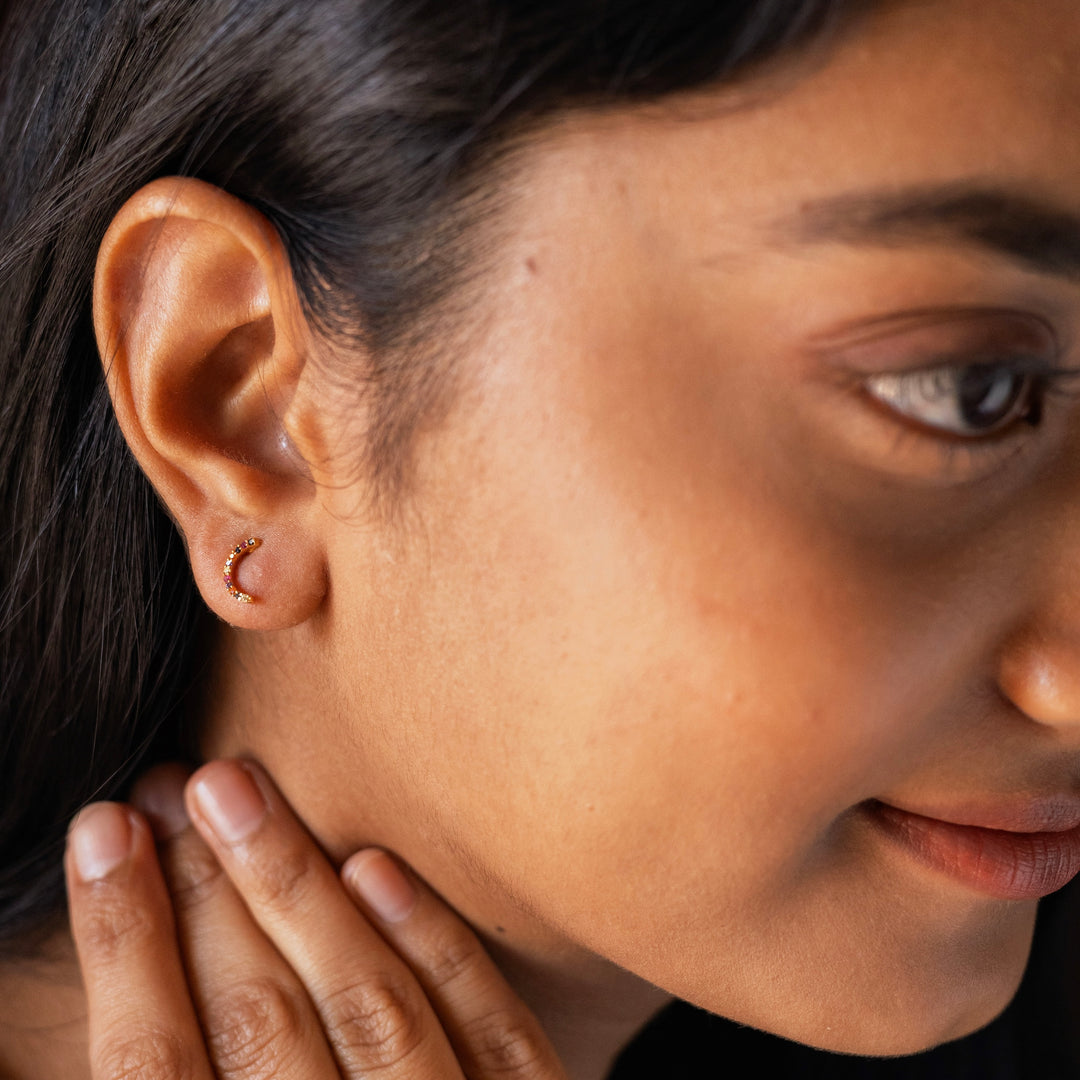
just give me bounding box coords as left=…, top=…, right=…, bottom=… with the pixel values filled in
left=868, top=802, right=1080, bottom=901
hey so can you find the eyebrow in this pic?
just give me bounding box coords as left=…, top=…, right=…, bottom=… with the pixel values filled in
left=777, top=184, right=1080, bottom=280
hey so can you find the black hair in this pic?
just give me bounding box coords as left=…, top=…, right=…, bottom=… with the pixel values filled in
left=0, top=0, right=874, bottom=954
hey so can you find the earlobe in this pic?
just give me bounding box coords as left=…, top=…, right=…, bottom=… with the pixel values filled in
left=93, top=177, right=328, bottom=628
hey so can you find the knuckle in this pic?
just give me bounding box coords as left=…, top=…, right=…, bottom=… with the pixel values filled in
left=78, top=889, right=159, bottom=962
left=161, top=836, right=225, bottom=912
left=95, top=1026, right=199, bottom=1080
left=323, top=971, right=427, bottom=1073
left=203, top=977, right=306, bottom=1079
left=249, top=845, right=317, bottom=914
left=422, top=924, right=486, bottom=993
left=459, top=1008, right=549, bottom=1078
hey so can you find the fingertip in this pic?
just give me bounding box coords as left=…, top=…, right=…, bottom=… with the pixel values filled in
left=186, top=758, right=270, bottom=846
left=343, top=848, right=417, bottom=924
left=67, top=802, right=136, bottom=883
left=130, top=762, right=193, bottom=840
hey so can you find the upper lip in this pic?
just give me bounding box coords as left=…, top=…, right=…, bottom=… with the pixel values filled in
left=872, top=795, right=1080, bottom=834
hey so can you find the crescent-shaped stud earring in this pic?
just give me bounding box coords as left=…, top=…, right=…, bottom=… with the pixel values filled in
left=223, top=537, right=262, bottom=603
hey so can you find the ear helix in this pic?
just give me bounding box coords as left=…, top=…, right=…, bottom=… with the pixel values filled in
left=223, top=537, right=262, bottom=603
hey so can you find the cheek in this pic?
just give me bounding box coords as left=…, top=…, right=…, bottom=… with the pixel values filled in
left=409, top=361, right=924, bottom=921
left=390, top=273, right=1031, bottom=1050
left=409, top=439, right=1033, bottom=1056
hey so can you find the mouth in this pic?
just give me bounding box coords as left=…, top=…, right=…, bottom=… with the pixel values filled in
left=865, top=799, right=1080, bottom=901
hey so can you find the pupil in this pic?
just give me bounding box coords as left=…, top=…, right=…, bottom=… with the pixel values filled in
left=958, top=365, right=1023, bottom=429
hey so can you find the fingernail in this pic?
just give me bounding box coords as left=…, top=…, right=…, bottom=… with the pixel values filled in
left=69, top=804, right=134, bottom=882
left=191, top=761, right=267, bottom=844
left=346, top=849, right=416, bottom=923
left=130, top=766, right=190, bottom=840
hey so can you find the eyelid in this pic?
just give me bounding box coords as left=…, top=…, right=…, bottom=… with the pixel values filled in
left=809, top=307, right=1063, bottom=377
left=879, top=419, right=1031, bottom=481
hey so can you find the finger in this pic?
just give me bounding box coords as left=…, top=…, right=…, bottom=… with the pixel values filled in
left=65, top=802, right=214, bottom=1080
left=343, top=850, right=569, bottom=1080
left=185, top=758, right=467, bottom=1080
left=131, top=765, right=342, bottom=1080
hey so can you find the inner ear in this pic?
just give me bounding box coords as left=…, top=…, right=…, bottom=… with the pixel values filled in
left=191, top=314, right=280, bottom=469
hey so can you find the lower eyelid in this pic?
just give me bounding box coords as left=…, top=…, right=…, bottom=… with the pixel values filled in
left=799, top=367, right=1038, bottom=492
left=870, top=399, right=1034, bottom=479
left=849, top=378, right=1034, bottom=476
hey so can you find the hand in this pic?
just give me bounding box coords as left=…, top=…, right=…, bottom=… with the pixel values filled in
left=64, top=759, right=568, bottom=1080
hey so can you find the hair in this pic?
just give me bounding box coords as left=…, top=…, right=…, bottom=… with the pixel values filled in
left=0, top=0, right=876, bottom=955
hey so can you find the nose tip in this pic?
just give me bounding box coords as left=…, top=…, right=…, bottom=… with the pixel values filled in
left=997, top=632, right=1080, bottom=729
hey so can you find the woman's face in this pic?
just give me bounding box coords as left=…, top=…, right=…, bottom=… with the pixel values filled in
left=222, top=0, right=1080, bottom=1055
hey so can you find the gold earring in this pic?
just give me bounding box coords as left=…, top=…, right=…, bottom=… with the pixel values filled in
left=223, top=537, right=262, bottom=603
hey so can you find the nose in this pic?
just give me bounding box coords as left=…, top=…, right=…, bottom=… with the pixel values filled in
left=997, top=627, right=1080, bottom=729
left=996, top=479, right=1080, bottom=730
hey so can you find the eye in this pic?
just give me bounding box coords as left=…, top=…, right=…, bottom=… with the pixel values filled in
left=863, top=363, right=1040, bottom=438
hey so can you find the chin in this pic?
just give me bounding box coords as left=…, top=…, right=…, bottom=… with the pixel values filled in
left=808, top=962, right=1022, bottom=1058
left=781, top=975, right=1022, bottom=1059
left=674, top=912, right=1033, bottom=1059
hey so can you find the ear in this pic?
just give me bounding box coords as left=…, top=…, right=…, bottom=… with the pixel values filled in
left=93, top=177, right=329, bottom=628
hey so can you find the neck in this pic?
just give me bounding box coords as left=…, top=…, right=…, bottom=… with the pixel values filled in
left=193, top=624, right=674, bottom=1079
left=0, top=932, right=90, bottom=1080
left=480, top=933, right=671, bottom=1080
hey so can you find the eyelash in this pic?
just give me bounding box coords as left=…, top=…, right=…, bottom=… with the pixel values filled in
left=863, top=358, right=1080, bottom=466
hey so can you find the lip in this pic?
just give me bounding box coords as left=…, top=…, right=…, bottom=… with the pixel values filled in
left=867, top=800, right=1080, bottom=901
left=875, top=796, right=1080, bottom=834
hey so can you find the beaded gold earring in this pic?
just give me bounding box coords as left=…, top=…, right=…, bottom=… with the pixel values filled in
left=223, top=537, right=262, bottom=603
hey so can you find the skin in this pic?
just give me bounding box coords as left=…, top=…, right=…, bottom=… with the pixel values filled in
left=3, top=0, right=1080, bottom=1075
